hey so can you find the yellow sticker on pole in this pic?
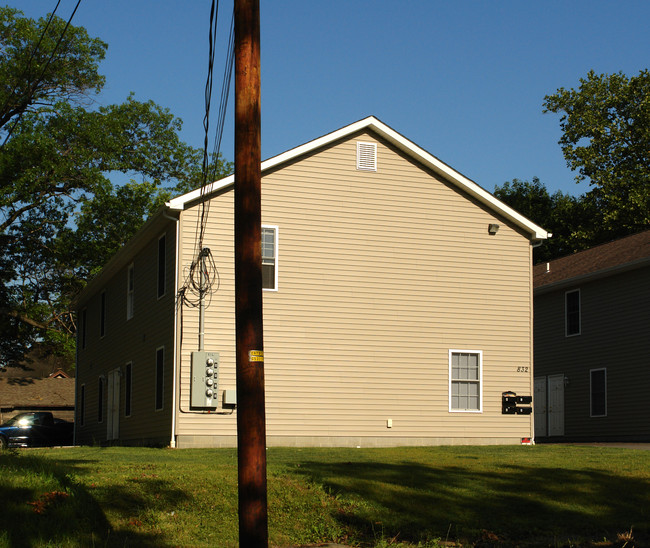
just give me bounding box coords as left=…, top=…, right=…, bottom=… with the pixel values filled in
left=249, top=350, right=264, bottom=362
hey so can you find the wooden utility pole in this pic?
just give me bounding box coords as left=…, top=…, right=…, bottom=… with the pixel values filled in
left=233, top=0, right=267, bottom=547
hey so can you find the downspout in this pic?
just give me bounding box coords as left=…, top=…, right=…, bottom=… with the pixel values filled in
left=163, top=208, right=181, bottom=448
left=529, top=232, right=551, bottom=443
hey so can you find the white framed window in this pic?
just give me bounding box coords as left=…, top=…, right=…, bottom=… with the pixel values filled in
left=449, top=350, right=483, bottom=412
left=262, top=225, right=278, bottom=291
left=157, top=233, right=167, bottom=299
left=356, top=141, right=377, bottom=171
left=127, top=263, right=135, bottom=320
left=565, top=289, right=581, bottom=336
left=155, top=347, right=164, bottom=411
left=590, top=368, right=607, bottom=417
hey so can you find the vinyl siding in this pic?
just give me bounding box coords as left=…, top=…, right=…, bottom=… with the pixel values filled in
left=75, top=220, right=177, bottom=445
left=174, top=132, right=535, bottom=447
left=534, top=265, right=650, bottom=440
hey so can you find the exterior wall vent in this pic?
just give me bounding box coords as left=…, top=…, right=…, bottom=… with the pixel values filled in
left=356, top=141, right=377, bottom=171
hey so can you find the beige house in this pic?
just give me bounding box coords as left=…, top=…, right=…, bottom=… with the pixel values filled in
left=74, top=117, right=549, bottom=448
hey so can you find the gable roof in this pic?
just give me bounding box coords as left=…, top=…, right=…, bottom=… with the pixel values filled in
left=77, top=117, right=550, bottom=307
left=167, top=116, right=550, bottom=241
left=534, top=230, right=650, bottom=293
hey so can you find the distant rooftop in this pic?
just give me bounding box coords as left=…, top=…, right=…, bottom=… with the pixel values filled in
left=534, top=230, right=650, bottom=290
left=0, top=377, right=75, bottom=410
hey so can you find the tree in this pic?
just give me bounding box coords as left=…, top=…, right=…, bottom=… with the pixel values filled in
left=0, top=8, right=231, bottom=367
left=494, top=177, right=593, bottom=263
left=543, top=70, right=650, bottom=241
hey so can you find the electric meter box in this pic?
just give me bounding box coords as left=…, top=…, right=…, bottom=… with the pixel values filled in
left=191, top=351, right=220, bottom=408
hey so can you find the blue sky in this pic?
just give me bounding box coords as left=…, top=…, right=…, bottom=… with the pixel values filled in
left=12, top=1, right=650, bottom=197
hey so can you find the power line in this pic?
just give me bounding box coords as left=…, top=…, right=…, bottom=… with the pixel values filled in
left=179, top=0, right=234, bottom=311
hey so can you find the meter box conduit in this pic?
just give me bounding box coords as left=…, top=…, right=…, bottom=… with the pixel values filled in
left=191, top=351, right=220, bottom=408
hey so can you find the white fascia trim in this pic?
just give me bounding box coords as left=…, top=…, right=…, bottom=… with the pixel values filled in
left=166, top=116, right=550, bottom=240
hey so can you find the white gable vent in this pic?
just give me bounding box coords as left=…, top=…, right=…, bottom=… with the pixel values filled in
left=356, top=141, right=377, bottom=171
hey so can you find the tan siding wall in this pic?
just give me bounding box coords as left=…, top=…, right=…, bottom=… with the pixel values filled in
left=175, top=132, right=534, bottom=447
left=534, top=265, right=650, bottom=440
left=76, top=222, right=177, bottom=445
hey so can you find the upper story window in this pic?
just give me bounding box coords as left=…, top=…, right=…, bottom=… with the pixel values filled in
left=158, top=234, right=167, bottom=299
left=80, top=308, right=87, bottom=350
left=565, top=289, right=581, bottom=336
left=100, top=291, right=106, bottom=338
left=449, top=350, right=483, bottom=412
left=262, top=226, right=278, bottom=291
left=127, top=263, right=135, bottom=320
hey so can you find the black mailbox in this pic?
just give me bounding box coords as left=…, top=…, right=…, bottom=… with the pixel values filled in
left=502, top=391, right=533, bottom=415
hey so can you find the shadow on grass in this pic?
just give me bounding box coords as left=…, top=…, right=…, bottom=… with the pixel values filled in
left=291, top=459, right=650, bottom=546
left=0, top=450, right=190, bottom=547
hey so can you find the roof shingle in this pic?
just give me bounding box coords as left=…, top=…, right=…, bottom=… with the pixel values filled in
left=534, top=230, right=650, bottom=289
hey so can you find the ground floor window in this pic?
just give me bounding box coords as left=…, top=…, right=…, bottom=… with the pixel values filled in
left=449, top=350, right=482, bottom=412
left=125, top=362, right=132, bottom=417
left=590, top=368, right=607, bottom=417
left=97, top=377, right=104, bottom=423
left=155, top=347, right=164, bottom=410
left=79, top=384, right=85, bottom=426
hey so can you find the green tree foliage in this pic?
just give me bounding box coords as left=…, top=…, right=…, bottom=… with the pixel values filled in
left=543, top=70, right=650, bottom=241
left=494, top=177, right=593, bottom=263
left=0, top=8, right=231, bottom=367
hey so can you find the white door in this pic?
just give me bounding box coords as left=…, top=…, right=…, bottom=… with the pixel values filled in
left=534, top=376, right=547, bottom=437
left=547, top=374, right=565, bottom=436
left=106, top=369, right=120, bottom=441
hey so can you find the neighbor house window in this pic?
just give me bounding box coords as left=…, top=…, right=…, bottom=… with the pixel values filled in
left=158, top=234, right=166, bottom=298
left=98, top=377, right=104, bottom=423
left=565, top=289, right=581, bottom=336
left=155, top=347, right=164, bottom=410
left=127, top=263, right=135, bottom=320
left=449, top=350, right=482, bottom=412
left=262, top=226, right=278, bottom=291
left=100, top=291, right=106, bottom=338
left=79, top=384, right=85, bottom=427
left=590, top=368, right=607, bottom=417
left=125, top=362, right=132, bottom=417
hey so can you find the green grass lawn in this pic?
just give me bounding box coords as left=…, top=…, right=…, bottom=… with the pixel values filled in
left=1, top=444, right=648, bottom=547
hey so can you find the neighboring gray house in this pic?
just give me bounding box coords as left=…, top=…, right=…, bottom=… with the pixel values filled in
left=74, top=117, right=549, bottom=448
left=533, top=230, right=650, bottom=441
